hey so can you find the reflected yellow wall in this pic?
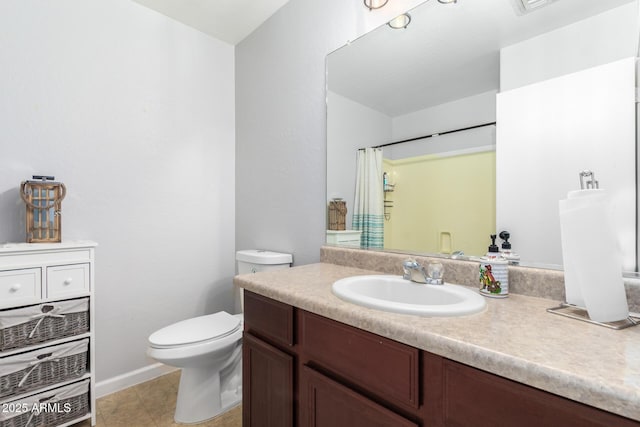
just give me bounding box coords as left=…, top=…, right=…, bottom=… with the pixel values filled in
left=383, top=151, right=496, bottom=257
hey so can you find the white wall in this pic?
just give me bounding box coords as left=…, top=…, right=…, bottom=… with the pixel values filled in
left=0, top=0, right=235, bottom=384
left=497, top=58, right=636, bottom=270
left=235, top=0, right=427, bottom=265
left=387, top=90, right=497, bottom=159
left=327, top=91, right=392, bottom=230
left=500, top=2, right=638, bottom=91
left=497, top=3, right=639, bottom=270
left=391, top=90, right=497, bottom=141
left=384, top=126, right=495, bottom=161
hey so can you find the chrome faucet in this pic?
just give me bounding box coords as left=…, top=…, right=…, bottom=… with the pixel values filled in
left=403, top=259, right=427, bottom=283
left=402, top=259, right=444, bottom=285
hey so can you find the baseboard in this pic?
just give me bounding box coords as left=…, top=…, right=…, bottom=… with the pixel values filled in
left=95, top=363, right=179, bottom=398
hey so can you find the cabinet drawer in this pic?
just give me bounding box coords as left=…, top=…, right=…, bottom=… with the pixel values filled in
left=0, top=269, right=41, bottom=309
left=0, top=378, right=90, bottom=427
left=0, top=338, right=89, bottom=399
left=244, top=291, right=294, bottom=347
left=46, top=264, right=90, bottom=298
left=0, top=298, right=90, bottom=352
left=300, top=310, right=419, bottom=410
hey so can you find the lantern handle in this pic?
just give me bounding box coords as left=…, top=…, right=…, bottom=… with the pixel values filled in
left=20, top=182, right=66, bottom=210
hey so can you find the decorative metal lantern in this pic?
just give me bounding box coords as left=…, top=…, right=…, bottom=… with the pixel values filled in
left=20, top=176, right=66, bottom=243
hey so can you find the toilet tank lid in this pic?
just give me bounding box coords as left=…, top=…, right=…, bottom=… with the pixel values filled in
left=236, top=249, right=292, bottom=265
left=149, top=311, right=240, bottom=347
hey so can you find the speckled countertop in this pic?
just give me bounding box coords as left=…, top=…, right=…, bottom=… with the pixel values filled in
left=234, top=262, right=640, bottom=422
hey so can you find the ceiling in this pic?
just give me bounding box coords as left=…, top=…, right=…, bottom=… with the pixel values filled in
left=132, top=0, right=292, bottom=45
left=328, top=0, right=636, bottom=117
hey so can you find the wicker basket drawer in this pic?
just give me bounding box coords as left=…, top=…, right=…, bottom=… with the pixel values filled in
left=0, top=299, right=89, bottom=352
left=0, top=339, right=88, bottom=399
left=0, top=379, right=90, bottom=427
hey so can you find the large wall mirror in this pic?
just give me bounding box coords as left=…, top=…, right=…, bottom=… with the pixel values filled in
left=326, top=0, right=639, bottom=272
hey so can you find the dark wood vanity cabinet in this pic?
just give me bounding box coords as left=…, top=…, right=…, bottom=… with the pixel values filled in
left=242, top=292, right=295, bottom=427
left=299, top=365, right=418, bottom=427
left=242, top=291, right=640, bottom=427
left=298, top=310, right=420, bottom=426
left=423, top=352, right=640, bottom=427
left=243, top=333, right=294, bottom=427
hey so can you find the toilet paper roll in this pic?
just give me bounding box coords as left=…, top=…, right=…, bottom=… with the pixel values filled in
left=559, top=189, right=629, bottom=323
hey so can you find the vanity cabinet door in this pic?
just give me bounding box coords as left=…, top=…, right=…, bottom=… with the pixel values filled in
left=424, top=352, right=640, bottom=427
left=243, top=332, right=294, bottom=427
left=300, top=365, right=418, bottom=427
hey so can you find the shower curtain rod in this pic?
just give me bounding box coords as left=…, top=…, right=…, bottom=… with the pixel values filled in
left=360, top=121, right=496, bottom=150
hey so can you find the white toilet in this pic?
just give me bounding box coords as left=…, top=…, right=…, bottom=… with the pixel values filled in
left=147, top=249, right=292, bottom=424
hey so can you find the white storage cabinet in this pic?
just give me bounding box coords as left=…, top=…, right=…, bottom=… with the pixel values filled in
left=326, top=230, right=362, bottom=247
left=0, top=242, right=96, bottom=427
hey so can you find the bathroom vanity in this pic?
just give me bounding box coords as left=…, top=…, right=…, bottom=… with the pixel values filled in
left=236, top=257, right=640, bottom=427
left=0, top=242, right=96, bottom=427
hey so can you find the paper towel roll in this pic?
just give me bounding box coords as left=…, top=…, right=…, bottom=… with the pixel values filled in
left=559, top=189, right=629, bottom=322
left=559, top=189, right=603, bottom=307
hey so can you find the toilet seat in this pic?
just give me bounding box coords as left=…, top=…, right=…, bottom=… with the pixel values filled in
left=149, top=311, right=241, bottom=349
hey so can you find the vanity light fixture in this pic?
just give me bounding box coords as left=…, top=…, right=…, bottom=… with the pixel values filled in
left=363, top=0, right=388, bottom=10
left=388, top=13, right=411, bottom=29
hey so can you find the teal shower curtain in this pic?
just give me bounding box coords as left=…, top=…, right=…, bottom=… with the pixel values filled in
left=352, top=147, right=384, bottom=248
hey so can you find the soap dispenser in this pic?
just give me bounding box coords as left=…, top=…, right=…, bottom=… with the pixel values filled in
left=498, top=230, right=520, bottom=265
left=485, top=234, right=500, bottom=259
left=479, top=234, right=509, bottom=298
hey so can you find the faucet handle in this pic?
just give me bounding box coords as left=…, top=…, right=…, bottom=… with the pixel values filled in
left=403, top=258, right=419, bottom=267
left=427, top=262, right=444, bottom=285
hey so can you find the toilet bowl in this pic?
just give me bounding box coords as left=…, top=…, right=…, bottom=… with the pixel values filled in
left=147, top=249, right=292, bottom=424
left=147, top=312, right=243, bottom=424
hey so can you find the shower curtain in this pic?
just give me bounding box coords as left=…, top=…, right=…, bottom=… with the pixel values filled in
left=352, top=147, right=384, bottom=248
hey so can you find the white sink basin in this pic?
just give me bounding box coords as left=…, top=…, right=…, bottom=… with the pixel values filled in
left=332, top=275, right=486, bottom=317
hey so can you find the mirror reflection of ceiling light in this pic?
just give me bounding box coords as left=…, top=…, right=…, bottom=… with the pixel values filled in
left=388, top=13, right=411, bottom=29
left=363, top=0, right=389, bottom=10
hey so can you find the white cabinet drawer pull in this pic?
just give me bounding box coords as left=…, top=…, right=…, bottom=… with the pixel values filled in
left=9, top=283, right=21, bottom=292
left=63, top=278, right=73, bottom=286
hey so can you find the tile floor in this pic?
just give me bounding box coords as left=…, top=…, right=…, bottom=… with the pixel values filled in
left=73, top=370, right=242, bottom=427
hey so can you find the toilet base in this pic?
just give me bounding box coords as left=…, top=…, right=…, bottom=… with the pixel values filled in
left=173, top=354, right=242, bottom=424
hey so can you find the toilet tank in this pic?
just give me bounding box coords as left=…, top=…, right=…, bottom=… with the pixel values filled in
left=236, top=250, right=292, bottom=313
left=236, top=249, right=292, bottom=274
